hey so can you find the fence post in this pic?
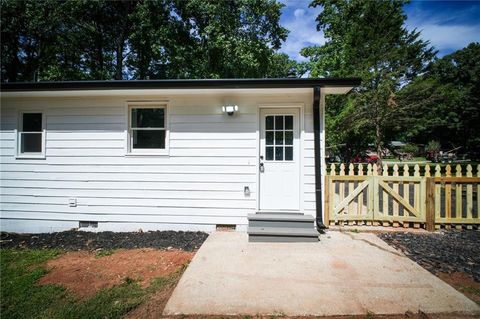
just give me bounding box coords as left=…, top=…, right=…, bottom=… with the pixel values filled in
left=324, top=175, right=330, bottom=227
left=425, top=177, right=435, bottom=232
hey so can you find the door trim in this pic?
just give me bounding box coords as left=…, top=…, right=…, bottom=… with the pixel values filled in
left=256, top=103, right=304, bottom=212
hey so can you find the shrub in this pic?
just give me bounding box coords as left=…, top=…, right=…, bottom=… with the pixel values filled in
left=401, top=143, right=418, bottom=155
left=426, top=140, right=441, bottom=153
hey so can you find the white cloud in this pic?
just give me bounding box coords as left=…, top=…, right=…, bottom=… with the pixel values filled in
left=405, top=6, right=480, bottom=56
left=279, top=0, right=480, bottom=61
left=279, top=1, right=325, bottom=61
left=411, top=24, right=480, bottom=55
left=294, top=9, right=305, bottom=18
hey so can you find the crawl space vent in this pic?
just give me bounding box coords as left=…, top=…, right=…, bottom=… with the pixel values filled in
left=216, top=224, right=236, bottom=231
left=79, top=221, right=98, bottom=228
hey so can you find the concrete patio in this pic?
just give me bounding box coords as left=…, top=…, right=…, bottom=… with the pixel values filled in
left=164, top=231, right=480, bottom=316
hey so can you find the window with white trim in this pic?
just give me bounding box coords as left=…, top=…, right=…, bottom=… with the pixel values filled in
left=17, top=111, right=45, bottom=157
left=128, top=105, right=168, bottom=154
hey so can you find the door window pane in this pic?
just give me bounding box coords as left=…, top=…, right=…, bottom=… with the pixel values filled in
left=133, top=130, right=166, bottom=149
left=275, top=116, right=283, bottom=130
left=285, top=116, right=293, bottom=130
left=275, top=147, right=283, bottom=160
left=21, top=133, right=42, bottom=153
left=266, top=131, right=274, bottom=145
left=266, top=146, right=274, bottom=160
left=132, top=108, right=164, bottom=128
left=275, top=131, right=283, bottom=145
left=285, top=147, right=293, bottom=161
left=23, top=113, right=42, bottom=132
left=264, top=114, right=295, bottom=161
left=266, top=116, right=274, bottom=130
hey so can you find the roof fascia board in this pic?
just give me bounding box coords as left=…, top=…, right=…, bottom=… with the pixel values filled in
left=0, top=78, right=361, bottom=92
left=1, top=87, right=317, bottom=99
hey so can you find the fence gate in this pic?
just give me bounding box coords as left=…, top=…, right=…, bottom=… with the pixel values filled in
left=325, top=163, right=480, bottom=229
left=328, top=175, right=374, bottom=222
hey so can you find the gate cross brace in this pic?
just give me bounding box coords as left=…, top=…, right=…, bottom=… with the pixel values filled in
left=378, top=180, right=418, bottom=217
left=334, top=180, right=370, bottom=214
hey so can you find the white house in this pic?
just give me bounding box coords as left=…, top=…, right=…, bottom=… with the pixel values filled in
left=0, top=78, right=359, bottom=241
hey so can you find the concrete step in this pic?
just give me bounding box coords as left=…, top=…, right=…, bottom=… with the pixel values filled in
left=248, top=213, right=314, bottom=229
left=247, top=213, right=314, bottom=221
left=252, top=211, right=304, bottom=215
left=248, top=226, right=319, bottom=242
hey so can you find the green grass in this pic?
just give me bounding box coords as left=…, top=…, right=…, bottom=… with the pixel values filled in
left=0, top=249, right=181, bottom=319
left=382, top=157, right=428, bottom=163
left=95, top=248, right=116, bottom=258
left=1, top=249, right=66, bottom=319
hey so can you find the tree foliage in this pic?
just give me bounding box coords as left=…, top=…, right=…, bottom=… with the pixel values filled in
left=1, top=0, right=301, bottom=81
left=3, top=0, right=477, bottom=155
left=397, top=42, right=480, bottom=151
left=301, top=0, right=436, bottom=159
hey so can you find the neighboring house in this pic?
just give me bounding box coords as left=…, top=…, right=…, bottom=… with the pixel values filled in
left=0, top=78, right=359, bottom=241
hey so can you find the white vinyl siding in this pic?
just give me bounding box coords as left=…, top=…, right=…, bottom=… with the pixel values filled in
left=0, top=91, right=318, bottom=233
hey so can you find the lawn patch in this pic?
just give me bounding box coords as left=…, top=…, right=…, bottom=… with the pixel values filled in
left=38, top=248, right=192, bottom=298
left=0, top=248, right=191, bottom=319
left=1, top=249, right=66, bottom=319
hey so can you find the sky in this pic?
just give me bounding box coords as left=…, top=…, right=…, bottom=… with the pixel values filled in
left=278, top=0, right=480, bottom=62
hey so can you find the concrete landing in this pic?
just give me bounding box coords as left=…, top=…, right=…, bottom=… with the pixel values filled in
left=164, top=231, right=480, bottom=316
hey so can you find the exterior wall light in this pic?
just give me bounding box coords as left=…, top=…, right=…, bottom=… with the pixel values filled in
left=222, top=105, right=238, bottom=116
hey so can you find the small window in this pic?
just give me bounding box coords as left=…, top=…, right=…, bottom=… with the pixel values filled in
left=17, top=112, right=45, bottom=157
left=128, top=105, right=168, bottom=154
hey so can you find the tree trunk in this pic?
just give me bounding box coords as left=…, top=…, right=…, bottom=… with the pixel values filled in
left=375, top=122, right=383, bottom=173
left=115, top=37, right=124, bottom=80
left=96, top=37, right=104, bottom=78
left=7, top=35, right=20, bottom=82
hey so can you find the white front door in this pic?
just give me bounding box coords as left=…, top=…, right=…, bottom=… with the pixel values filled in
left=259, top=108, right=300, bottom=211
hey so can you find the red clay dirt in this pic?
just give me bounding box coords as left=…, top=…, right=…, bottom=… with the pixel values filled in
left=38, top=248, right=193, bottom=299
left=438, top=272, right=480, bottom=305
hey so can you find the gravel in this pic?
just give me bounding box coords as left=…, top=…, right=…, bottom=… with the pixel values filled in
left=0, top=230, right=209, bottom=252
left=378, top=231, right=480, bottom=282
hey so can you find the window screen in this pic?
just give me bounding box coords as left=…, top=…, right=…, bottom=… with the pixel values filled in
left=265, top=115, right=293, bottom=161
left=130, top=107, right=166, bottom=150
left=19, top=113, right=43, bottom=153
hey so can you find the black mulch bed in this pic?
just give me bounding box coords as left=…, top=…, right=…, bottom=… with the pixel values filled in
left=0, top=230, right=209, bottom=252
left=379, top=231, right=480, bottom=282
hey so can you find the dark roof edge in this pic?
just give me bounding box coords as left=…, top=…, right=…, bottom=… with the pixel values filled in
left=0, top=78, right=361, bottom=92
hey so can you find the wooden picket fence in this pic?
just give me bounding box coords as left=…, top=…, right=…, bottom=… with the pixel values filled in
left=325, top=163, right=480, bottom=230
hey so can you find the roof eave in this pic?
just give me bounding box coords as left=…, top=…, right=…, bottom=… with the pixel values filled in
left=0, top=78, right=361, bottom=92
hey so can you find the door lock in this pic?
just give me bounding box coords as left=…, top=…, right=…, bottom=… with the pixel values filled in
left=259, top=156, right=265, bottom=172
